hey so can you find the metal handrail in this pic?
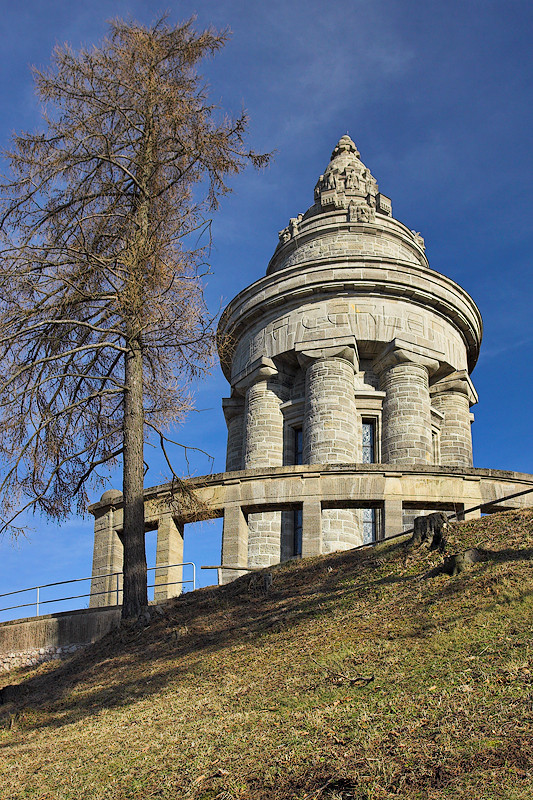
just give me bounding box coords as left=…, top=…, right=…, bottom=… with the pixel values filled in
left=0, top=562, right=196, bottom=618
left=3, top=484, right=533, bottom=618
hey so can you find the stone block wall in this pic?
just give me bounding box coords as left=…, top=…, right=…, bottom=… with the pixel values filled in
left=248, top=510, right=282, bottom=568
left=321, top=508, right=362, bottom=553
left=0, top=606, right=121, bottom=672
left=274, top=227, right=424, bottom=274
left=1, top=642, right=86, bottom=672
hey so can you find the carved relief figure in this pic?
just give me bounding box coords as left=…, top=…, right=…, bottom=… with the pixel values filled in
left=289, top=216, right=299, bottom=237
left=357, top=203, right=371, bottom=222
left=412, top=231, right=425, bottom=250
left=314, top=175, right=324, bottom=200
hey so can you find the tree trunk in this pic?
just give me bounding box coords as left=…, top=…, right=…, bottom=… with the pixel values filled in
left=410, top=511, right=448, bottom=552
left=121, top=338, right=147, bottom=618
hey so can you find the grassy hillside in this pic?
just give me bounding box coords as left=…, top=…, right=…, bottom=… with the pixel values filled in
left=1, top=509, right=532, bottom=800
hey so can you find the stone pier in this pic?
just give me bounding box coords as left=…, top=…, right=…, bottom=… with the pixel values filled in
left=431, top=371, right=477, bottom=467
left=376, top=340, right=440, bottom=465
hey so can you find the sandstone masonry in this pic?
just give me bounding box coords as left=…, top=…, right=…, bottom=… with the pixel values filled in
left=88, top=135, right=533, bottom=600
left=216, top=135, right=482, bottom=572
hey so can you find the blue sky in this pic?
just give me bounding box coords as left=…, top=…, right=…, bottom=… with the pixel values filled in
left=1, top=0, right=532, bottom=617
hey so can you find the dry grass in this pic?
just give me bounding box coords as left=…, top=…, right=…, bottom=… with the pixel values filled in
left=1, top=509, right=533, bottom=799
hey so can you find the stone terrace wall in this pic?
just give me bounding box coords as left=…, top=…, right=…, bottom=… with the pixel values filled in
left=0, top=606, right=121, bottom=672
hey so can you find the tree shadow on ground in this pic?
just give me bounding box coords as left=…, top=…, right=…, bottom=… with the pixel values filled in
left=0, top=546, right=391, bottom=733
left=0, top=535, right=531, bottom=737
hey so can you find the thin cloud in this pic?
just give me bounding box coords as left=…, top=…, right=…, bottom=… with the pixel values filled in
left=478, top=335, right=533, bottom=361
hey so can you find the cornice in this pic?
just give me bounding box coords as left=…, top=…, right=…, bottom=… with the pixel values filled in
left=218, top=257, right=483, bottom=378
left=89, top=464, right=533, bottom=514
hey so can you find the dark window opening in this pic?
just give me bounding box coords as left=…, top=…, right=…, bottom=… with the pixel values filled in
left=362, top=508, right=376, bottom=544
left=432, top=430, right=440, bottom=464
left=294, top=427, right=303, bottom=465
left=293, top=508, right=303, bottom=556
left=362, top=419, right=376, bottom=463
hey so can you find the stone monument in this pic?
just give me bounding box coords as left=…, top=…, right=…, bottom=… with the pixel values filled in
left=89, top=136, right=533, bottom=601
left=217, top=134, right=480, bottom=567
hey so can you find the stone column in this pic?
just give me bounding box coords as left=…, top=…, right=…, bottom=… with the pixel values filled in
left=375, top=339, right=440, bottom=465
left=239, top=360, right=287, bottom=568
left=243, top=378, right=285, bottom=468
left=90, top=490, right=123, bottom=607
left=430, top=371, right=477, bottom=467
left=301, top=347, right=361, bottom=552
left=221, top=479, right=249, bottom=585
left=303, top=355, right=358, bottom=464
left=222, top=397, right=245, bottom=472
left=154, top=515, right=184, bottom=602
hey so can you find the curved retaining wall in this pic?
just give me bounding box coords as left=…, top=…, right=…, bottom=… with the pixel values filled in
left=89, top=465, right=533, bottom=592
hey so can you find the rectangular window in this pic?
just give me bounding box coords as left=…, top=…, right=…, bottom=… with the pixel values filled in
left=294, top=427, right=303, bottom=465
left=432, top=429, right=440, bottom=465
left=362, top=419, right=376, bottom=463
left=362, top=508, right=376, bottom=544
left=293, top=508, right=303, bottom=556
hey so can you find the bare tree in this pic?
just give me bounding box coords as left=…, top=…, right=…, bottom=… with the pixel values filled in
left=0, top=17, right=268, bottom=617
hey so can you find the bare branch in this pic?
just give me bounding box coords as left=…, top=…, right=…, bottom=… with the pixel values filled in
left=0, top=15, right=270, bottom=617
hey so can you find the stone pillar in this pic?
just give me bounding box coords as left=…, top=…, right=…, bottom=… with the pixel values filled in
left=303, top=355, right=358, bottom=464
left=430, top=371, right=477, bottom=467
left=241, top=362, right=286, bottom=568
left=221, top=501, right=249, bottom=584
left=154, top=515, right=184, bottom=602
left=302, top=498, right=322, bottom=557
left=90, top=491, right=123, bottom=607
left=301, top=347, right=360, bottom=552
left=375, top=339, right=440, bottom=465
left=222, top=397, right=245, bottom=472
left=383, top=497, right=403, bottom=538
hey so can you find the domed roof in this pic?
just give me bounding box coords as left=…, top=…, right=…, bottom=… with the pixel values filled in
left=219, top=134, right=482, bottom=379
left=100, top=488, right=122, bottom=504
left=269, top=135, right=420, bottom=277
left=274, top=135, right=395, bottom=256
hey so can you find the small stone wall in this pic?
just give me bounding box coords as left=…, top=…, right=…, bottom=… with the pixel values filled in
left=1, top=642, right=87, bottom=672
left=0, top=606, right=121, bottom=673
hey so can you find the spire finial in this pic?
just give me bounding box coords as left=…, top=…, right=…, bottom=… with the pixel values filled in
left=331, top=134, right=359, bottom=161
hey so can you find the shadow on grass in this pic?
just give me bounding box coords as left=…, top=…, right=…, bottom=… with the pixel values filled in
left=1, top=536, right=531, bottom=738
left=0, top=546, right=391, bottom=734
